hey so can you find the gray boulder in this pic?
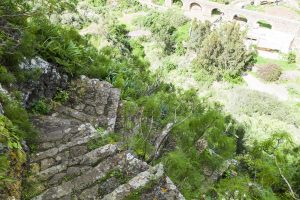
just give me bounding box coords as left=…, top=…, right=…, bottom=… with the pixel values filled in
left=19, top=57, right=68, bottom=106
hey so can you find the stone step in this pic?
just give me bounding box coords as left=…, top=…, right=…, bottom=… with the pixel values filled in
left=32, top=151, right=149, bottom=200
left=32, top=152, right=128, bottom=200
left=32, top=115, right=82, bottom=149
left=63, top=75, right=121, bottom=131
left=78, top=152, right=149, bottom=200
left=101, top=164, right=164, bottom=200
left=36, top=143, right=120, bottom=182
left=32, top=123, right=99, bottom=163
left=139, top=176, right=185, bottom=200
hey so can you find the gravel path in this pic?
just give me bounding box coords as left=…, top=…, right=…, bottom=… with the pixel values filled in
left=243, top=74, right=289, bottom=101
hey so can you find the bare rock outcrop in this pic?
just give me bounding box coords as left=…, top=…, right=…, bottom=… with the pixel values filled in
left=19, top=57, right=68, bottom=107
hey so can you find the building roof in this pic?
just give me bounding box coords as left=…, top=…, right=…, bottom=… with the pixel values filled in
left=247, top=28, right=294, bottom=53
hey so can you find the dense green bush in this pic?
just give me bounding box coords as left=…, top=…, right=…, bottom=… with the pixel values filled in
left=0, top=93, right=37, bottom=145
left=31, top=99, right=52, bottom=115
left=0, top=65, right=16, bottom=85
left=53, top=90, right=69, bottom=104
left=188, top=20, right=212, bottom=52
left=136, top=9, right=189, bottom=54
left=287, top=52, right=296, bottom=64
left=257, top=64, right=282, bottom=82
left=0, top=115, right=26, bottom=197
left=193, top=22, right=257, bottom=80
left=257, top=20, right=272, bottom=29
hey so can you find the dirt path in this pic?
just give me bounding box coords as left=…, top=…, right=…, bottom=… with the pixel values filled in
left=243, top=74, right=289, bottom=101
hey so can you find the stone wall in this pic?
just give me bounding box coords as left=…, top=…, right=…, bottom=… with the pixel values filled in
left=142, top=0, right=300, bottom=52
left=181, top=0, right=300, bottom=34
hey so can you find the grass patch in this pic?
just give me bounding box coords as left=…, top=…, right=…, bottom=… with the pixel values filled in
left=257, top=20, right=272, bottom=29
left=124, top=178, right=159, bottom=200
left=256, top=56, right=297, bottom=71
left=87, top=129, right=122, bottom=150
left=244, top=4, right=266, bottom=12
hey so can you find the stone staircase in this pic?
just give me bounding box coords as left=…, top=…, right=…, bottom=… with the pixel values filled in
left=28, top=76, right=184, bottom=200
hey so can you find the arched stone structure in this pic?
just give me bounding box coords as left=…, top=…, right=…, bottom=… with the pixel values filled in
left=189, top=2, right=202, bottom=11
left=141, top=0, right=300, bottom=39
left=180, top=0, right=300, bottom=33
left=211, top=8, right=223, bottom=16
left=233, top=14, right=248, bottom=23
left=140, top=0, right=300, bottom=53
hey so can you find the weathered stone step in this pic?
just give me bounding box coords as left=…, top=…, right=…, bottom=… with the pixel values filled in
left=78, top=152, right=149, bottom=200
left=32, top=123, right=99, bottom=163
left=101, top=164, right=164, bottom=200
left=36, top=143, right=119, bottom=182
left=139, top=176, right=185, bottom=200
left=32, top=115, right=82, bottom=150
left=32, top=152, right=127, bottom=200
left=32, top=151, right=149, bottom=200
left=65, top=75, right=121, bottom=131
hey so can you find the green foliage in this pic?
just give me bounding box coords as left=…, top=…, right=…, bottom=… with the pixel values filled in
left=188, top=20, right=212, bottom=52
left=0, top=65, right=16, bottom=85
left=0, top=115, right=26, bottom=192
left=137, top=9, right=188, bottom=54
left=287, top=52, right=296, bottom=64
left=193, top=22, right=256, bottom=80
left=256, top=56, right=297, bottom=71
left=53, top=90, right=69, bottom=104
left=0, top=0, right=33, bottom=64
left=0, top=93, right=36, bottom=145
left=0, top=2, right=298, bottom=199
left=257, top=20, right=272, bottom=29
left=174, top=23, right=190, bottom=55
left=227, top=88, right=300, bottom=127
left=0, top=116, right=22, bottom=150
left=129, top=134, right=154, bottom=160
left=237, top=133, right=300, bottom=199
left=107, top=24, right=132, bottom=55
left=31, top=99, right=52, bottom=115
left=87, top=131, right=121, bottom=150
left=257, top=64, right=282, bottom=82
left=29, top=18, right=109, bottom=78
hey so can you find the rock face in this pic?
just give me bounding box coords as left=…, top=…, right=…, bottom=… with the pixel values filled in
left=28, top=76, right=184, bottom=200
left=0, top=102, right=3, bottom=115
left=19, top=57, right=68, bottom=106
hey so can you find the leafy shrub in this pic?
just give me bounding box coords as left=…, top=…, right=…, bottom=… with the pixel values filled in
left=193, top=22, right=256, bottom=80
left=0, top=65, right=16, bottom=85
left=0, top=93, right=36, bottom=145
left=257, top=64, right=282, bottom=82
left=0, top=115, right=27, bottom=197
left=54, top=90, right=69, bottom=104
left=31, top=99, right=52, bottom=115
left=164, top=61, right=177, bottom=72
left=287, top=52, right=296, bottom=64
left=257, top=20, right=272, bottom=29
left=137, top=9, right=188, bottom=54
left=188, top=20, right=211, bottom=52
